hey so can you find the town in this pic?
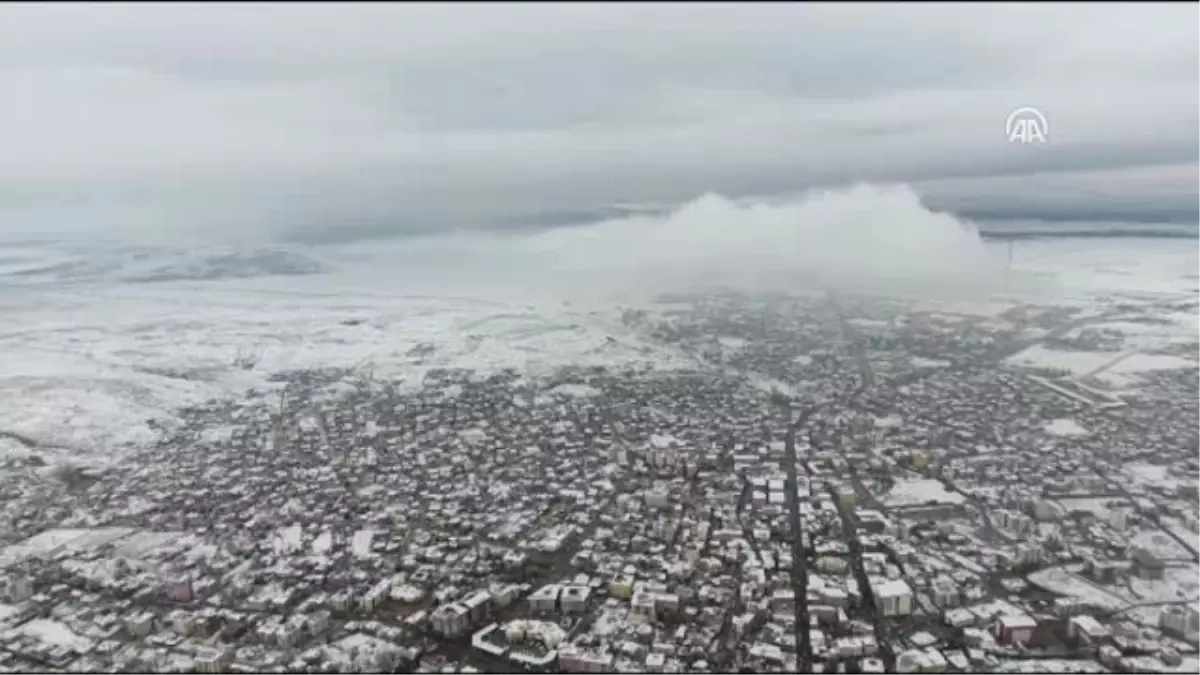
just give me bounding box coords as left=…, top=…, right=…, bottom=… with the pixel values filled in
left=0, top=289, right=1195, bottom=674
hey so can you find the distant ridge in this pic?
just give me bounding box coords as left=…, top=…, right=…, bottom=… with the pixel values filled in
left=978, top=225, right=1199, bottom=240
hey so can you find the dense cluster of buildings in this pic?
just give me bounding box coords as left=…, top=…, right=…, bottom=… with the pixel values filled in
left=0, top=289, right=1193, bottom=673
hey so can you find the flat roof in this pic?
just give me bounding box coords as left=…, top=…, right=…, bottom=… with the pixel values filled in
left=999, top=614, right=1038, bottom=629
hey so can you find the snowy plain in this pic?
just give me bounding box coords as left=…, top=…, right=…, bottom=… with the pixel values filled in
left=0, top=249, right=691, bottom=458
left=0, top=226, right=1195, bottom=463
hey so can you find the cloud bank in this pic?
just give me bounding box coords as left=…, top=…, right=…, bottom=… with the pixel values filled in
left=310, top=184, right=1011, bottom=302
left=0, top=3, right=1194, bottom=243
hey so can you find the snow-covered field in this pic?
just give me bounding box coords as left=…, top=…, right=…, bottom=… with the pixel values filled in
left=0, top=528, right=131, bottom=568
left=1131, top=529, right=1196, bottom=562
left=1055, top=497, right=1131, bottom=521
left=0, top=235, right=1195, bottom=462
left=884, top=477, right=966, bottom=507
left=1006, top=344, right=1195, bottom=378
left=1125, top=563, right=1200, bottom=603
left=1, top=618, right=94, bottom=653
left=1163, top=517, right=1200, bottom=557
left=0, top=262, right=690, bottom=458
left=1027, top=565, right=1132, bottom=611
left=1121, top=463, right=1196, bottom=494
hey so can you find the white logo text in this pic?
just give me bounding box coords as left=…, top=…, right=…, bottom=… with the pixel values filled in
left=1006, top=107, right=1049, bottom=144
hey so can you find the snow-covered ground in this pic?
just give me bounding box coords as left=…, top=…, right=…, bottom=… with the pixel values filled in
left=0, top=276, right=688, bottom=458
left=0, top=528, right=126, bottom=568
left=1055, top=497, right=1131, bottom=521
left=1162, top=517, right=1200, bottom=557
left=0, top=604, right=20, bottom=628
left=1006, top=344, right=1194, bottom=378
left=1044, top=418, right=1089, bottom=437
left=0, top=235, right=1194, bottom=461
left=1131, top=528, right=1196, bottom=562
left=0, top=527, right=188, bottom=570
left=1, top=618, right=94, bottom=653
left=1121, top=463, right=1196, bottom=494
left=324, top=632, right=403, bottom=669
left=549, top=383, right=602, bottom=398
left=1125, top=563, right=1200, bottom=603
left=884, top=477, right=966, bottom=507
left=1026, top=565, right=1133, bottom=611
left=873, top=414, right=903, bottom=428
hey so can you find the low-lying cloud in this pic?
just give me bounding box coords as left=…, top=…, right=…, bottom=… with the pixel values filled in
left=533, top=185, right=997, bottom=289
left=323, top=183, right=1011, bottom=301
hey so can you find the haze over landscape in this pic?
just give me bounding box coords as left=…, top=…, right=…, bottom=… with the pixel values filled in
left=0, top=1, right=1194, bottom=499
left=0, top=5, right=1196, bottom=674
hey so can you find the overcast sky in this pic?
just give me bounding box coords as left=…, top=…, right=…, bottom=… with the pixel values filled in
left=0, top=2, right=1196, bottom=244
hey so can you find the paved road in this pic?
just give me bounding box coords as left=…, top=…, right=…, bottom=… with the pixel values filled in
left=824, top=293, right=901, bottom=670
left=779, top=398, right=825, bottom=672
left=826, top=482, right=897, bottom=672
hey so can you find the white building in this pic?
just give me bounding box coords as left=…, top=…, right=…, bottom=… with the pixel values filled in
left=873, top=579, right=914, bottom=617
left=1160, top=605, right=1200, bottom=640
left=194, top=648, right=231, bottom=674
left=931, top=578, right=959, bottom=609
left=1108, top=509, right=1130, bottom=531
left=463, top=589, right=493, bottom=624
left=529, top=584, right=561, bottom=614
left=994, top=509, right=1034, bottom=538
left=654, top=592, right=679, bottom=615
left=895, top=649, right=924, bottom=674
left=1031, top=499, right=1065, bottom=522
left=749, top=642, right=785, bottom=666
left=560, top=585, right=591, bottom=614
left=168, top=610, right=195, bottom=636
left=280, top=614, right=307, bottom=648
left=125, top=611, right=155, bottom=637
left=581, top=651, right=615, bottom=673
left=644, top=487, right=670, bottom=509
left=996, top=614, right=1037, bottom=645
left=308, top=610, right=331, bottom=636
left=1068, top=615, right=1112, bottom=645
left=360, top=578, right=391, bottom=612
left=489, top=583, right=520, bottom=608
left=430, top=603, right=471, bottom=637
left=771, top=589, right=796, bottom=612
left=631, top=590, right=657, bottom=621
left=1017, top=543, right=1042, bottom=566
left=922, top=647, right=947, bottom=672
left=5, top=576, right=32, bottom=602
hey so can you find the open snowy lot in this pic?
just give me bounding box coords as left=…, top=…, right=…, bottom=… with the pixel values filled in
left=0, top=618, right=94, bottom=654
left=1027, top=565, right=1133, bottom=611
left=884, top=477, right=966, bottom=507
left=0, top=527, right=184, bottom=570
left=1125, top=563, right=1200, bottom=603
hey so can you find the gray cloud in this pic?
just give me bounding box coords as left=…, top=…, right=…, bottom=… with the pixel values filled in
left=0, top=2, right=1195, bottom=243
